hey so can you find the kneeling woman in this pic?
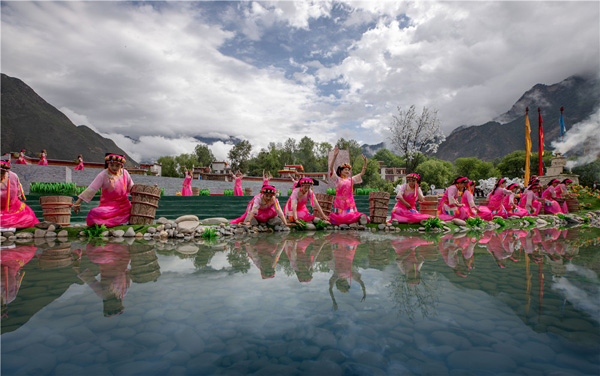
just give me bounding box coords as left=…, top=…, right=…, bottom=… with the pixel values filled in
left=519, top=183, right=543, bottom=216
left=486, top=178, right=512, bottom=219
left=328, top=146, right=369, bottom=225
left=0, top=160, right=39, bottom=228
left=437, top=177, right=469, bottom=221
left=390, top=173, right=431, bottom=223
left=503, top=183, right=529, bottom=217
left=284, top=178, right=326, bottom=223
left=230, top=185, right=289, bottom=226
left=73, top=154, right=134, bottom=227
left=542, top=179, right=563, bottom=215
left=462, top=180, right=493, bottom=221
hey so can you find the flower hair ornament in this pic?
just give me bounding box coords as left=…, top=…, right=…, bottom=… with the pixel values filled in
left=105, top=154, right=126, bottom=164
left=261, top=185, right=276, bottom=195
left=336, top=163, right=352, bottom=177
left=0, top=160, right=11, bottom=170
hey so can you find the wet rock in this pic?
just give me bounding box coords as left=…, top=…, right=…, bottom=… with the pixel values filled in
left=111, top=229, right=125, bottom=237
left=177, top=221, right=199, bottom=234
left=200, top=217, right=229, bottom=225
left=175, top=215, right=199, bottom=223
left=156, top=217, right=169, bottom=224
left=124, top=227, right=136, bottom=237
left=16, top=232, right=33, bottom=239
left=452, top=218, right=467, bottom=226
left=34, top=229, right=46, bottom=238
left=146, top=226, right=157, bottom=234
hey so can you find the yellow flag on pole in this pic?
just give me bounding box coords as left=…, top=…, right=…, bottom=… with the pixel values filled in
left=524, top=108, right=532, bottom=185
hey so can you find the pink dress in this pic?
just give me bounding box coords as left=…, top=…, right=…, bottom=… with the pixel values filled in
left=284, top=188, right=318, bottom=222
left=486, top=188, right=511, bottom=218
left=542, top=186, right=563, bottom=215
left=15, top=152, right=27, bottom=165
left=1, top=245, right=37, bottom=311
left=502, top=193, right=529, bottom=217
left=518, top=190, right=542, bottom=216
left=0, top=171, right=39, bottom=229
left=37, top=152, right=48, bottom=166
left=462, top=190, right=492, bottom=221
left=330, top=233, right=362, bottom=284
left=181, top=175, right=192, bottom=196
left=437, top=185, right=469, bottom=221
left=75, top=157, right=84, bottom=171
left=234, top=176, right=243, bottom=196
left=263, top=178, right=269, bottom=186
left=555, top=183, right=569, bottom=213
left=243, top=239, right=281, bottom=279
left=230, top=193, right=283, bottom=224
left=390, top=184, right=431, bottom=223
left=284, top=237, right=317, bottom=282
left=79, top=169, right=134, bottom=227
left=329, top=175, right=368, bottom=225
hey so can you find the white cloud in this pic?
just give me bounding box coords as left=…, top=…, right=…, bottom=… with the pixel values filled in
left=1, top=1, right=598, bottom=164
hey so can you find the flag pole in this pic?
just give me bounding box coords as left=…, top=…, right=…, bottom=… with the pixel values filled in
left=524, top=107, right=531, bottom=186
left=538, top=108, right=544, bottom=176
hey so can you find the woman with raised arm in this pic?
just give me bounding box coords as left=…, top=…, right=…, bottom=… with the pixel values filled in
left=181, top=168, right=193, bottom=196
left=390, top=173, right=431, bottom=223
left=72, top=153, right=134, bottom=227
left=328, top=146, right=369, bottom=225
left=230, top=170, right=244, bottom=196
left=262, top=169, right=273, bottom=187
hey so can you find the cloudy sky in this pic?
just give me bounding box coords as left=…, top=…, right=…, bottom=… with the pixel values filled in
left=2, top=1, right=599, bottom=163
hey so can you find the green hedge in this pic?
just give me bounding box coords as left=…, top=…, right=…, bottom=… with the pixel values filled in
left=199, top=189, right=210, bottom=196
left=224, top=189, right=234, bottom=196
left=30, top=182, right=77, bottom=195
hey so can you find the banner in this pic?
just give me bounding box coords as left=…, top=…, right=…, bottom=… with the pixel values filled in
left=559, top=106, right=566, bottom=141
left=538, top=108, right=544, bottom=176
left=525, top=108, right=531, bottom=185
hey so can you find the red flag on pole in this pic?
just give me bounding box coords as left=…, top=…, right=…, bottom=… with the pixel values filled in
left=538, top=108, right=544, bottom=176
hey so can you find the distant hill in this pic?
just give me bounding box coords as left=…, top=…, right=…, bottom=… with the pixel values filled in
left=1, top=73, right=137, bottom=165
left=434, top=75, right=599, bottom=161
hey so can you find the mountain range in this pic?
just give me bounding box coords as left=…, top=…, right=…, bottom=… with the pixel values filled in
left=1, top=73, right=136, bottom=165
left=362, top=75, right=599, bottom=162
left=2, top=73, right=597, bottom=165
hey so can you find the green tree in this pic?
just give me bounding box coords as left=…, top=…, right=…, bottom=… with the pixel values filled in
left=280, top=138, right=297, bottom=166
left=372, top=148, right=405, bottom=168
left=157, top=156, right=179, bottom=177
left=194, top=144, right=215, bottom=167
left=315, top=142, right=333, bottom=172
left=455, top=157, right=495, bottom=182
left=175, top=154, right=200, bottom=175
left=297, top=136, right=318, bottom=172
left=496, top=150, right=552, bottom=178
left=228, top=140, right=252, bottom=172
left=336, top=138, right=363, bottom=162
left=415, top=159, right=455, bottom=189
left=572, top=158, right=600, bottom=187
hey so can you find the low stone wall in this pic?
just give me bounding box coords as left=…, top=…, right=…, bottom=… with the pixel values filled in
left=12, top=164, right=328, bottom=196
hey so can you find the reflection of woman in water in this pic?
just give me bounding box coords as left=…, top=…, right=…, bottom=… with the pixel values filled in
left=327, top=233, right=366, bottom=310
left=242, top=238, right=285, bottom=279
left=438, top=234, right=474, bottom=277
left=391, top=237, right=433, bottom=284
left=1, top=244, right=37, bottom=317
left=284, top=236, right=326, bottom=282
left=77, top=243, right=131, bottom=317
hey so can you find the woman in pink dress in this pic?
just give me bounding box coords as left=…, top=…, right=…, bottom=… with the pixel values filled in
left=486, top=178, right=511, bottom=219
left=230, top=185, right=289, bottom=226
left=231, top=170, right=244, bottom=196
left=1, top=244, right=37, bottom=317
left=0, top=160, right=39, bottom=229
left=392, top=237, right=433, bottom=284
left=284, top=178, right=326, bottom=223
left=262, top=170, right=273, bottom=186
left=73, top=154, right=134, bottom=227
left=519, top=183, right=543, bottom=216
left=181, top=169, right=193, bottom=196
left=555, top=178, right=573, bottom=213
left=74, top=154, right=85, bottom=170
left=503, top=183, right=529, bottom=217
left=328, top=146, right=368, bottom=225
left=15, top=149, right=28, bottom=165
left=437, top=177, right=469, bottom=221
left=78, top=242, right=131, bottom=317
left=542, top=179, right=563, bottom=215
left=461, top=180, right=491, bottom=220
left=328, top=233, right=366, bottom=310
left=37, top=149, right=48, bottom=165
left=390, top=173, right=431, bottom=223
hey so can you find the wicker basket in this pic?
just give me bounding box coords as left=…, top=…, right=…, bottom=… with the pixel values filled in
left=129, top=184, right=162, bottom=225
left=39, top=196, right=73, bottom=226
left=314, top=193, right=334, bottom=218
left=369, top=191, right=390, bottom=224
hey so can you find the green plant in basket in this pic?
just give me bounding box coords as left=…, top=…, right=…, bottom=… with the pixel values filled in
left=492, top=217, right=506, bottom=227
left=83, top=224, right=108, bottom=238
left=465, top=216, right=484, bottom=227
left=423, top=217, right=443, bottom=231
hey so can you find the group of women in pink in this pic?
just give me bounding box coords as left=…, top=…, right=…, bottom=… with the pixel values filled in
left=389, top=173, right=574, bottom=224
left=13, top=149, right=85, bottom=170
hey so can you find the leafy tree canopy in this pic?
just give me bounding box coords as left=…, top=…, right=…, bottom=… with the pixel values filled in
left=415, top=158, right=455, bottom=189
